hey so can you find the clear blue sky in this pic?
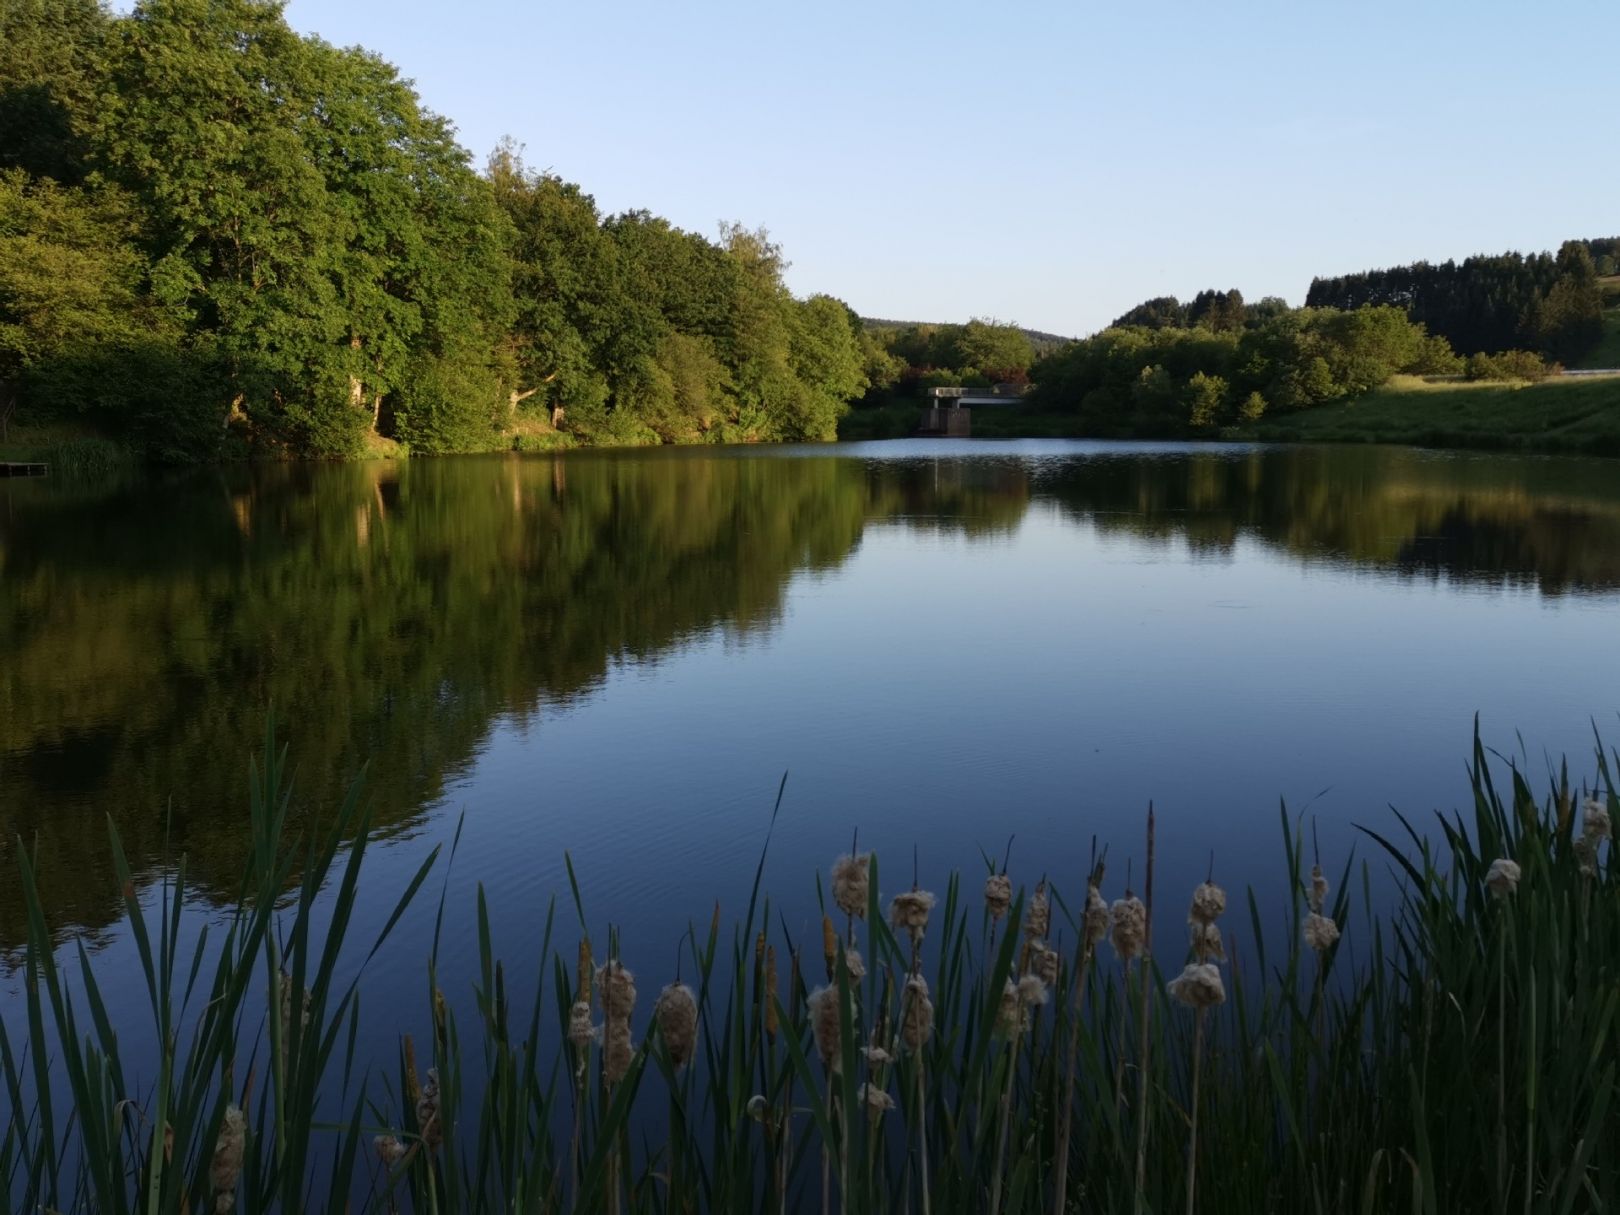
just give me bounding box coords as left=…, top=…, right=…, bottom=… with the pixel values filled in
left=276, top=0, right=1618, bottom=335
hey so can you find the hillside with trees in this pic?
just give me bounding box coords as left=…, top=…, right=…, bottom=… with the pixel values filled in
left=0, top=0, right=874, bottom=460
left=1306, top=239, right=1615, bottom=363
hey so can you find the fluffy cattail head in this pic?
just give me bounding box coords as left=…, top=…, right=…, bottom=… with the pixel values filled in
left=374, top=1135, right=408, bottom=1169
left=1084, top=883, right=1109, bottom=949
left=863, top=1041, right=893, bottom=1066
left=1189, top=880, right=1226, bottom=926
left=1110, top=894, right=1147, bottom=963
left=567, top=999, right=600, bottom=1049
left=995, top=980, right=1022, bottom=1037
left=1030, top=939, right=1060, bottom=986
left=604, top=1022, right=634, bottom=1086
left=839, top=946, right=867, bottom=982
left=210, top=1105, right=246, bottom=1213
left=1485, top=857, right=1521, bottom=898
left=984, top=873, right=1012, bottom=921
left=1189, top=919, right=1226, bottom=964
left=901, top=974, right=934, bottom=1051
left=1303, top=912, right=1340, bottom=953
left=860, top=1082, right=895, bottom=1112
left=416, top=1067, right=443, bottom=1151
left=1309, top=865, right=1330, bottom=914
left=597, top=961, right=637, bottom=1023
left=655, top=983, right=698, bottom=1070
left=832, top=852, right=871, bottom=919
left=1583, top=797, right=1611, bottom=842
left=1024, top=881, right=1051, bottom=940
left=1575, top=836, right=1598, bottom=877
left=1166, top=962, right=1226, bottom=1009
left=807, top=985, right=842, bottom=1070
left=996, top=974, right=1048, bottom=1036
left=888, top=889, right=937, bottom=945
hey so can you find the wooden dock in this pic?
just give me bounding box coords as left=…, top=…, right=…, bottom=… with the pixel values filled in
left=0, top=462, right=49, bottom=477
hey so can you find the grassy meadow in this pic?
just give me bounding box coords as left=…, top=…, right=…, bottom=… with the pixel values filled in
left=2, top=722, right=1616, bottom=1214
left=1245, top=373, right=1620, bottom=456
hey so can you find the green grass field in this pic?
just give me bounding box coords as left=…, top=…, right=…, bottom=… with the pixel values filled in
left=1247, top=373, right=1620, bottom=456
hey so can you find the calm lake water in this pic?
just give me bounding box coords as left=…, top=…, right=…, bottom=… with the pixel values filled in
left=4, top=439, right=1619, bottom=1056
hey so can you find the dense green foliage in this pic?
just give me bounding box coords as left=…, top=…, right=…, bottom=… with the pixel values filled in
left=4, top=724, right=1616, bottom=1212
left=1024, top=303, right=1464, bottom=435
left=0, top=1, right=871, bottom=460
left=1307, top=238, right=1614, bottom=362
left=857, top=318, right=1049, bottom=396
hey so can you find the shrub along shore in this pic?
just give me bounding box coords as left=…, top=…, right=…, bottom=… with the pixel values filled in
left=3, top=724, right=1616, bottom=1213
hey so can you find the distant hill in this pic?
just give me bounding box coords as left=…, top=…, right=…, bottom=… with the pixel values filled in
left=861, top=318, right=1075, bottom=348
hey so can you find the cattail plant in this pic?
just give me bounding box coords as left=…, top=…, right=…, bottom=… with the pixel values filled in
left=832, top=851, right=871, bottom=929
left=1169, top=873, right=1227, bottom=1215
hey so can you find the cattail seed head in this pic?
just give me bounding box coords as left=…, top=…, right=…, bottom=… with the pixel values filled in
left=1308, top=865, right=1329, bottom=914
left=995, top=980, right=1022, bottom=1037
left=1486, top=857, right=1521, bottom=898
left=1084, top=883, right=1109, bottom=949
left=1189, top=880, right=1226, bottom=925
left=984, top=872, right=1012, bottom=921
left=567, top=999, right=600, bottom=1049
left=1025, top=881, right=1051, bottom=940
left=1583, top=797, right=1611, bottom=842
left=654, top=983, right=698, bottom=1070
left=821, top=915, right=838, bottom=975
left=807, top=985, right=842, bottom=1070
left=832, top=852, right=871, bottom=920
left=375, top=1134, right=408, bottom=1168
left=888, top=889, right=937, bottom=945
left=1017, top=973, right=1049, bottom=1007
left=863, top=1043, right=893, bottom=1066
left=597, top=961, right=637, bottom=1023
left=901, top=974, right=934, bottom=1051
left=840, top=946, right=867, bottom=982
left=1189, top=919, right=1226, bottom=964
left=1575, top=836, right=1597, bottom=877
left=604, top=1022, right=634, bottom=1085
left=577, top=939, right=593, bottom=1003
left=416, top=1068, right=442, bottom=1151
left=1030, top=939, right=1060, bottom=987
left=1166, top=962, right=1226, bottom=1009
left=765, top=946, right=779, bottom=1040
left=860, top=1082, right=894, bottom=1112
left=1110, top=894, right=1147, bottom=963
left=209, top=1105, right=246, bottom=1213
left=1303, top=912, right=1340, bottom=952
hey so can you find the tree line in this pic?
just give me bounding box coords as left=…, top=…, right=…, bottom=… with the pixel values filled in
left=0, top=0, right=876, bottom=460
left=1305, top=239, right=1614, bottom=364
left=1023, top=303, right=1473, bottom=435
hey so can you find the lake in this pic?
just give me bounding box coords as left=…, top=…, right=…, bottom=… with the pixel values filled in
left=3, top=439, right=1619, bottom=1056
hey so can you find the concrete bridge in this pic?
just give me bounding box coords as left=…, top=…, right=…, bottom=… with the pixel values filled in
left=917, top=384, right=1028, bottom=436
